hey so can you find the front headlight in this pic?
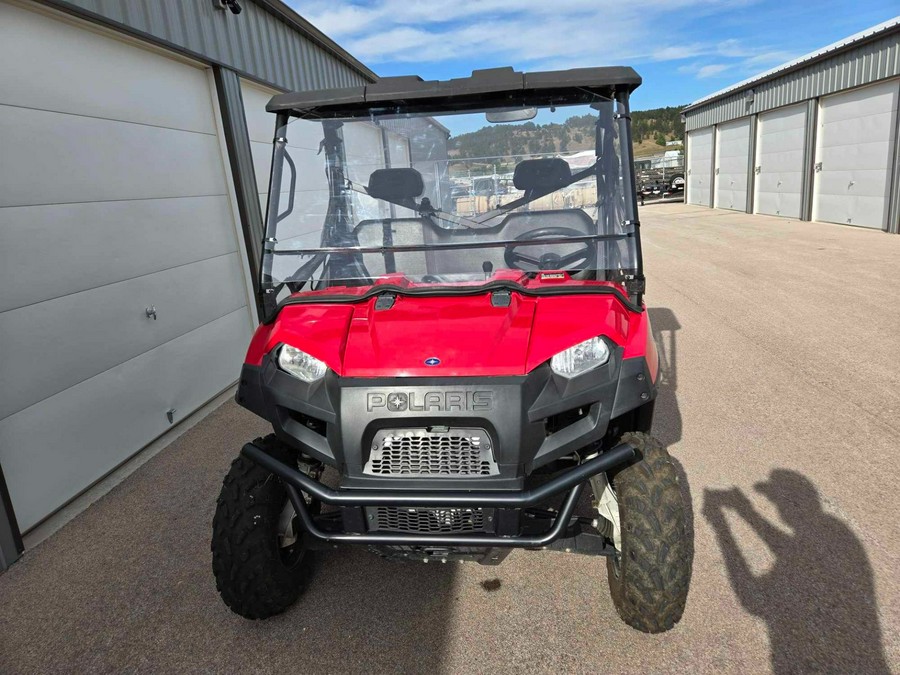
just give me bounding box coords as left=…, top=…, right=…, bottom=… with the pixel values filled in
left=278, top=344, right=327, bottom=382
left=550, top=336, right=610, bottom=377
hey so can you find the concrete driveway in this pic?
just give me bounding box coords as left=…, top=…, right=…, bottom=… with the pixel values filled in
left=1, top=203, right=898, bottom=673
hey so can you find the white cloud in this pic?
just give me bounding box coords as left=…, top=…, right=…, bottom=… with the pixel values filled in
left=696, top=64, right=730, bottom=78
left=290, top=0, right=766, bottom=70
left=743, top=50, right=798, bottom=67
left=290, top=0, right=802, bottom=97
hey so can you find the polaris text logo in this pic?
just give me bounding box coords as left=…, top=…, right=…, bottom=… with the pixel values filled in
left=367, top=391, right=493, bottom=413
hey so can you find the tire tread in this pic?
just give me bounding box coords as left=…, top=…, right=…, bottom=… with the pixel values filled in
left=211, top=435, right=312, bottom=620
left=607, top=432, right=693, bottom=633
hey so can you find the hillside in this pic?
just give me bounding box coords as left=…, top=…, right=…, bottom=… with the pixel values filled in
left=448, top=105, right=686, bottom=159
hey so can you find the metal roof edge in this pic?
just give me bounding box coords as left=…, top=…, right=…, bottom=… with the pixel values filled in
left=683, top=16, right=900, bottom=113
left=254, top=0, right=378, bottom=82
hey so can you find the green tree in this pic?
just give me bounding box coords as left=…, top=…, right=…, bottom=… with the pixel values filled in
left=655, top=132, right=667, bottom=146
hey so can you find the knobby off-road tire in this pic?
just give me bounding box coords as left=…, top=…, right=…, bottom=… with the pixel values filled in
left=606, top=432, right=692, bottom=633
left=211, top=435, right=314, bottom=619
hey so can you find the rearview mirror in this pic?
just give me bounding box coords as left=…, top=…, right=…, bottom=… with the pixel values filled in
left=486, top=107, right=538, bottom=123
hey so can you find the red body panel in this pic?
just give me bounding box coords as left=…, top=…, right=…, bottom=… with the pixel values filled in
left=246, top=277, right=653, bottom=378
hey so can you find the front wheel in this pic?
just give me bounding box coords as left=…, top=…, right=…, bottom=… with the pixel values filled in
left=211, top=436, right=316, bottom=619
left=602, top=432, right=692, bottom=633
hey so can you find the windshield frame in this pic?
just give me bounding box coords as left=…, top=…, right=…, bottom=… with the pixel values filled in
left=259, top=90, right=644, bottom=318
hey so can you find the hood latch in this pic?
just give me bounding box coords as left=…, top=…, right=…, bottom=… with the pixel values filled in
left=374, top=293, right=397, bottom=310
left=491, top=289, right=512, bottom=307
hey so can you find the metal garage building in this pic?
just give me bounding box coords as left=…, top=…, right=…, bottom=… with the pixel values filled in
left=0, top=0, right=378, bottom=569
left=683, top=18, right=900, bottom=233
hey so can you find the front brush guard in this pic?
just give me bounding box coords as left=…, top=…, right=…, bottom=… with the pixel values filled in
left=241, top=441, right=636, bottom=548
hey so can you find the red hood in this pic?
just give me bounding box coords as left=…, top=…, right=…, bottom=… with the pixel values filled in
left=246, top=282, right=647, bottom=377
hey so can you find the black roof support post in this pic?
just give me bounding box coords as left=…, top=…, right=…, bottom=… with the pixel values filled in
left=213, top=65, right=266, bottom=321
left=0, top=463, right=24, bottom=571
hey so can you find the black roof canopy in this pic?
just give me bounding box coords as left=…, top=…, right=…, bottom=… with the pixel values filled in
left=267, top=66, right=642, bottom=119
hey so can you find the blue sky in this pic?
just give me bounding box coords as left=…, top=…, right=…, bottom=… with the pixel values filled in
left=289, top=0, right=898, bottom=112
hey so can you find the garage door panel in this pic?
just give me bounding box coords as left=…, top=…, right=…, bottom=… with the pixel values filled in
left=755, top=105, right=806, bottom=218
left=0, top=196, right=238, bottom=313
left=757, top=171, right=802, bottom=193
left=250, top=139, right=275, bottom=195
left=0, top=105, right=227, bottom=208
left=827, top=111, right=893, bottom=147
left=820, top=83, right=897, bottom=121
left=715, top=119, right=750, bottom=211
left=814, top=80, right=898, bottom=229
left=241, top=83, right=278, bottom=145
left=817, top=169, right=898, bottom=197
left=762, top=149, right=804, bottom=172
left=0, top=3, right=216, bottom=134
left=769, top=192, right=802, bottom=219
left=0, top=308, right=251, bottom=531
left=687, top=128, right=713, bottom=205
left=814, top=193, right=887, bottom=227
left=242, top=82, right=325, bottom=150
left=819, top=140, right=895, bottom=170
left=815, top=194, right=849, bottom=222
left=0, top=253, right=248, bottom=421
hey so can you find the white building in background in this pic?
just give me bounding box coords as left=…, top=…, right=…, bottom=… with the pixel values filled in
left=683, top=18, right=900, bottom=232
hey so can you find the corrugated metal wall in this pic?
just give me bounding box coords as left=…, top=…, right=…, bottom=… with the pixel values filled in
left=41, top=0, right=372, bottom=92
left=685, top=30, right=900, bottom=131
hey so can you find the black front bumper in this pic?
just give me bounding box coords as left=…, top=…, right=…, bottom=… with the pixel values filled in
left=236, top=343, right=655, bottom=490
left=242, top=440, right=635, bottom=547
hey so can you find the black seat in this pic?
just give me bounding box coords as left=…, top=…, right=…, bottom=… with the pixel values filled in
left=367, top=167, right=424, bottom=202
left=513, top=158, right=572, bottom=193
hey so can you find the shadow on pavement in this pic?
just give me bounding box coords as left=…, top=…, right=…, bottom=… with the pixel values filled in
left=646, top=307, right=693, bottom=539
left=703, top=470, right=890, bottom=674
left=291, top=545, right=457, bottom=672
left=647, top=307, right=682, bottom=447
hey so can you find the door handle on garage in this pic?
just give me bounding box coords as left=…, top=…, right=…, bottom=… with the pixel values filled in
left=145, top=306, right=158, bottom=320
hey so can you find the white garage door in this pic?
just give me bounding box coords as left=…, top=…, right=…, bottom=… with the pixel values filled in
left=0, top=4, right=253, bottom=529
left=687, top=127, right=713, bottom=206
left=813, top=79, right=900, bottom=229
left=754, top=105, right=807, bottom=218
left=714, top=119, right=751, bottom=211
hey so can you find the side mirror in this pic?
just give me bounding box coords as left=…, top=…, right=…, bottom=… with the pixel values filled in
left=486, top=107, right=538, bottom=123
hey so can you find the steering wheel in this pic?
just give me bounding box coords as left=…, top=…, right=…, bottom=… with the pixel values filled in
left=504, top=226, right=597, bottom=272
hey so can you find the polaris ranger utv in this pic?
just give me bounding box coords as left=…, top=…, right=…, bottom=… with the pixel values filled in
left=212, top=67, right=692, bottom=633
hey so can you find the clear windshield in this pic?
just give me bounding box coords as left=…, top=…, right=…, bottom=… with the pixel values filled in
left=261, top=96, right=638, bottom=295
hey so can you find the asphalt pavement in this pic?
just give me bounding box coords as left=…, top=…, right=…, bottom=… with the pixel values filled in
left=1, top=203, right=898, bottom=673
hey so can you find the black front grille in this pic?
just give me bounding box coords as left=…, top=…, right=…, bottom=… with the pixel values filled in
left=369, top=506, right=489, bottom=533
left=364, top=428, right=498, bottom=477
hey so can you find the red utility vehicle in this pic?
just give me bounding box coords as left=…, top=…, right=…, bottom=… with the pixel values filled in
left=211, top=67, right=692, bottom=632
